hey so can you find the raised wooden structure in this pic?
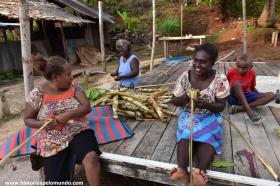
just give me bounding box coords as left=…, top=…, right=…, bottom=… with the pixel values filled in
left=159, top=35, right=208, bottom=58
left=99, top=61, right=280, bottom=185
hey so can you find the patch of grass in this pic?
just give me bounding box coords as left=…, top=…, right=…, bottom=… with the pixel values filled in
left=0, top=111, right=22, bottom=123
left=207, top=30, right=225, bottom=43
left=0, top=71, right=23, bottom=82
left=248, top=26, right=257, bottom=33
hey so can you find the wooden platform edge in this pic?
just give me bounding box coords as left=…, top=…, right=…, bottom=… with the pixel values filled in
left=100, top=152, right=280, bottom=186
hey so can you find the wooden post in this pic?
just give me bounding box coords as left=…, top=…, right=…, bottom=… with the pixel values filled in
left=164, top=40, right=167, bottom=58
left=19, top=0, right=34, bottom=98
left=150, top=0, right=156, bottom=71
left=59, top=22, right=68, bottom=61
left=0, top=89, right=11, bottom=119
left=3, top=31, right=7, bottom=41
left=272, top=31, right=275, bottom=45
left=242, top=0, right=248, bottom=54
left=273, top=31, right=278, bottom=47
left=180, top=3, right=183, bottom=45
left=41, top=21, right=53, bottom=52
left=98, top=1, right=106, bottom=72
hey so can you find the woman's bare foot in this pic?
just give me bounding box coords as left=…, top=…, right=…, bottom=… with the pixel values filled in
left=191, top=169, right=208, bottom=185
left=167, top=167, right=189, bottom=182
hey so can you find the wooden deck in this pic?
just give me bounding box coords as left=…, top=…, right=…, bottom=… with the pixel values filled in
left=100, top=61, right=280, bottom=186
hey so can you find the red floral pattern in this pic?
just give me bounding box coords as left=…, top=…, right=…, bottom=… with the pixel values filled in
left=26, top=84, right=90, bottom=157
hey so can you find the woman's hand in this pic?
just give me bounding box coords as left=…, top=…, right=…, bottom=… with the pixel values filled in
left=194, top=98, right=209, bottom=109
left=44, top=119, right=57, bottom=130
left=114, top=76, right=121, bottom=81
left=55, top=112, right=70, bottom=124
left=111, top=72, right=117, bottom=77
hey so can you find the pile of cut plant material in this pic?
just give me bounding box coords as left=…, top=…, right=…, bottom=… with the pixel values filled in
left=86, top=87, right=176, bottom=122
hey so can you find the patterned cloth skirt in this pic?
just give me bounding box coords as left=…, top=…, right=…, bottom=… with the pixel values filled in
left=177, top=108, right=223, bottom=155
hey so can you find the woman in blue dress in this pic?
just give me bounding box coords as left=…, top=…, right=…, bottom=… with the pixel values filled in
left=111, top=39, right=140, bottom=88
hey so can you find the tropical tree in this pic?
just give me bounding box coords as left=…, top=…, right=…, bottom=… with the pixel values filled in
left=258, top=0, right=276, bottom=27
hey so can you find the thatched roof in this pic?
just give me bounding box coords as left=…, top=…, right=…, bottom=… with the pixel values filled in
left=0, top=0, right=92, bottom=23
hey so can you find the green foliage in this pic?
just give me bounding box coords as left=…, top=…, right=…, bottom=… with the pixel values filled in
left=86, top=87, right=107, bottom=102
left=110, top=24, right=125, bottom=33
left=200, top=0, right=219, bottom=5
left=117, top=10, right=129, bottom=26
left=82, top=0, right=97, bottom=6
left=158, top=18, right=180, bottom=37
left=0, top=71, right=22, bottom=81
left=274, top=128, right=280, bottom=137
left=211, top=160, right=235, bottom=168
left=33, top=21, right=39, bottom=32
left=117, top=11, right=140, bottom=31
left=207, top=30, right=225, bottom=43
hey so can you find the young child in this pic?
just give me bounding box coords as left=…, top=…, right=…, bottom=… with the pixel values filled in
left=226, top=54, right=275, bottom=124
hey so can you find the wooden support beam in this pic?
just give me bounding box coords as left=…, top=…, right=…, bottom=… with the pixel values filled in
left=180, top=3, right=183, bottom=45
left=98, top=1, right=106, bottom=72
left=150, top=0, right=156, bottom=71
left=159, top=35, right=207, bottom=41
left=19, top=0, right=34, bottom=98
left=242, top=0, right=248, bottom=54
left=273, top=31, right=278, bottom=48
left=163, top=40, right=167, bottom=58
left=100, top=152, right=280, bottom=186
left=59, top=22, right=68, bottom=61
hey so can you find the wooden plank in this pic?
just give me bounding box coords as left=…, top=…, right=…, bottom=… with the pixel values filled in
left=170, top=144, right=177, bottom=164
left=255, top=64, right=277, bottom=76
left=229, top=112, right=260, bottom=179
left=211, top=104, right=234, bottom=175
left=140, top=63, right=169, bottom=83
left=270, top=106, right=280, bottom=126
left=140, top=63, right=172, bottom=84
left=243, top=111, right=280, bottom=180
left=164, top=63, right=190, bottom=84
left=114, top=120, right=155, bottom=156
left=257, top=107, right=280, bottom=161
left=100, top=152, right=280, bottom=186
left=151, top=108, right=179, bottom=163
left=100, top=119, right=140, bottom=153
left=224, top=62, right=231, bottom=74
left=265, top=63, right=280, bottom=76
left=159, top=35, right=207, bottom=41
left=253, top=63, right=266, bottom=76
left=132, top=106, right=177, bottom=159
left=150, top=62, right=185, bottom=85
left=148, top=62, right=180, bottom=85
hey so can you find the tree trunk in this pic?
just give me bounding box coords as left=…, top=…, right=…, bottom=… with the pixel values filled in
left=19, top=0, right=34, bottom=98
left=257, top=0, right=276, bottom=27
left=150, top=0, right=156, bottom=71
left=99, top=1, right=106, bottom=72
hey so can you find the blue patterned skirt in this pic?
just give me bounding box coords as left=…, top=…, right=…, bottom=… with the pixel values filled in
left=177, top=108, right=223, bottom=155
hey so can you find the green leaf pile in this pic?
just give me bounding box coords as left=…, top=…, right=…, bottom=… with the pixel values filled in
left=86, top=88, right=107, bottom=103
left=274, top=128, right=280, bottom=137
left=211, top=160, right=235, bottom=168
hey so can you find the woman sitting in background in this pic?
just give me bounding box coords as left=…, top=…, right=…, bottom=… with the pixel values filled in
left=111, top=39, right=140, bottom=88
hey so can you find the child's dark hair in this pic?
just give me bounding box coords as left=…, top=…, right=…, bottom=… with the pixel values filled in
left=194, top=43, right=218, bottom=65
left=33, top=56, right=67, bottom=80
left=237, top=54, right=253, bottom=64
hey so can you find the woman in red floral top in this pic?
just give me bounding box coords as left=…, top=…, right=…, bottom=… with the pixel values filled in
left=24, top=56, right=101, bottom=186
